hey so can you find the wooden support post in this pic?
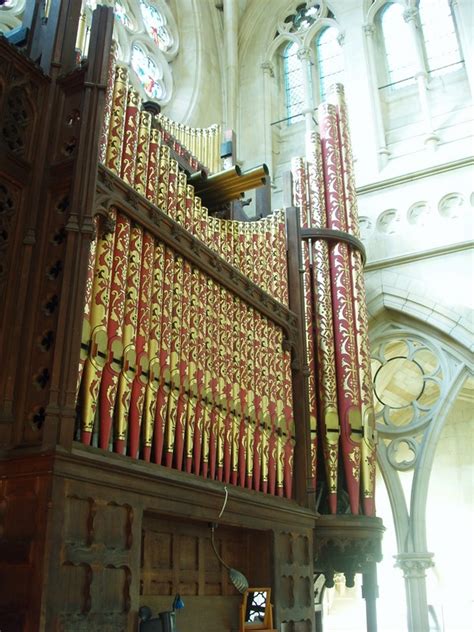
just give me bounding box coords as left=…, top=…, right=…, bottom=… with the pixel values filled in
left=42, top=6, right=114, bottom=449
left=285, top=206, right=315, bottom=510
left=27, top=0, right=82, bottom=74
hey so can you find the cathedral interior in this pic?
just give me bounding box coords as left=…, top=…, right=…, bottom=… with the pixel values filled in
left=0, top=1, right=472, bottom=631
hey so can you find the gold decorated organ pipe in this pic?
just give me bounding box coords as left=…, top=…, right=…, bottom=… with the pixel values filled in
left=115, top=224, right=143, bottom=454
left=174, top=259, right=192, bottom=471
left=120, top=87, right=141, bottom=186
left=153, top=248, right=175, bottom=464
left=80, top=212, right=115, bottom=445
left=98, top=212, right=131, bottom=451
left=98, top=40, right=118, bottom=165
left=308, top=133, right=340, bottom=514
left=196, top=128, right=203, bottom=166
left=77, top=231, right=97, bottom=397
left=156, top=144, right=171, bottom=212
left=166, top=159, right=179, bottom=221
left=208, top=278, right=223, bottom=480
left=307, top=131, right=340, bottom=514
left=128, top=232, right=154, bottom=459
left=291, top=157, right=318, bottom=489
left=216, top=285, right=228, bottom=482
left=259, top=319, right=272, bottom=494
left=274, top=327, right=286, bottom=497
left=277, top=210, right=289, bottom=306
left=330, top=85, right=376, bottom=516
left=146, top=127, right=161, bottom=204
left=244, top=303, right=256, bottom=489
left=318, top=102, right=362, bottom=515
left=229, top=295, right=240, bottom=485
left=164, top=255, right=184, bottom=468
left=185, top=266, right=200, bottom=473
left=143, top=240, right=165, bottom=462
left=233, top=296, right=246, bottom=487
left=176, top=172, right=187, bottom=226
left=193, top=269, right=208, bottom=475
left=201, top=275, right=215, bottom=478
left=105, top=65, right=129, bottom=175
left=134, top=111, right=152, bottom=197
left=252, top=311, right=264, bottom=491
left=202, top=128, right=209, bottom=174
left=190, top=127, right=197, bottom=159
left=191, top=196, right=204, bottom=243
left=268, top=213, right=280, bottom=301
left=212, top=124, right=220, bottom=173
left=282, top=338, right=295, bottom=499
left=222, top=289, right=236, bottom=484
left=267, top=323, right=280, bottom=495
left=184, top=184, right=195, bottom=233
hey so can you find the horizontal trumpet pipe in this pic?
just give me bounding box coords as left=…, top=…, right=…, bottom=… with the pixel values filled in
left=196, top=167, right=268, bottom=199
left=201, top=179, right=267, bottom=207
left=193, top=166, right=242, bottom=193
left=187, top=170, right=208, bottom=186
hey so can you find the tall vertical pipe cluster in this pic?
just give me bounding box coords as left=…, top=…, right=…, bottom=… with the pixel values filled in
left=292, top=85, right=376, bottom=516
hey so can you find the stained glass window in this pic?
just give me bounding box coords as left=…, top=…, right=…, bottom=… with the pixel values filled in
left=139, top=0, right=172, bottom=51
left=380, top=3, right=417, bottom=86
left=114, top=0, right=134, bottom=30
left=131, top=43, right=164, bottom=99
left=283, top=41, right=307, bottom=124
left=419, top=0, right=462, bottom=75
left=317, top=27, right=344, bottom=101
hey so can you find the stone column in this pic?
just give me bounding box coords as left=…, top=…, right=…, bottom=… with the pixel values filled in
left=261, top=60, right=275, bottom=179
left=449, top=0, right=474, bottom=93
left=223, top=0, right=238, bottom=132
left=297, top=45, right=315, bottom=147
left=363, top=24, right=390, bottom=167
left=403, top=7, right=439, bottom=149
left=395, top=552, right=434, bottom=632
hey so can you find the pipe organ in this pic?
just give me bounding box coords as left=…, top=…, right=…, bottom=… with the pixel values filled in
left=77, top=40, right=376, bottom=513
left=0, top=7, right=384, bottom=629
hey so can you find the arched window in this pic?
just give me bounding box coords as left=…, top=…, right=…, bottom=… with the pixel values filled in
left=283, top=41, right=307, bottom=124
left=316, top=26, right=344, bottom=101
left=418, top=0, right=463, bottom=75
left=379, top=2, right=417, bottom=86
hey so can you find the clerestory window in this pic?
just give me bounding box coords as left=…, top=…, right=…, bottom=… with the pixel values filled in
left=280, top=4, right=344, bottom=125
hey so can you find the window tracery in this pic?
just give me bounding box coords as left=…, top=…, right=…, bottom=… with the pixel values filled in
left=366, top=0, right=469, bottom=160
left=272, top=1, right=344, bottom=125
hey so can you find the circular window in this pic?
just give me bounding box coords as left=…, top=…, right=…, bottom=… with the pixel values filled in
left=376, top=209, right=400, bottom=234
left=374, top=357, right=424, bottom=408
left=371, top=337, right=443, bottom=431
